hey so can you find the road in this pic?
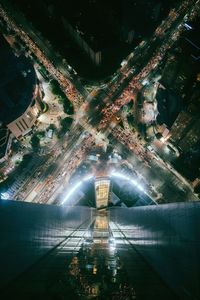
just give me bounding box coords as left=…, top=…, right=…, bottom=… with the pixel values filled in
left=110, top=128, right=198, bottom=203
left=16, top=126, right=92, bottom=203
left=0, top=0, right=86, bottom=108
left=0, top=0, right=199, bottom=205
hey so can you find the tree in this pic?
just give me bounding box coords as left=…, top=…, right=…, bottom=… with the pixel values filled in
left=31, top=134, right=40, bottom=150
left=50, top=80, right=74, bottom=115
left=37, top=131, right=45, bottom=139
left=48, top=124, right=56, bottom=130
left=127, top=115, right=134, bottom=126
left=50, top=80, right=61, bottom=95
left=60, top=117, right=73, bottom=134
left=63, top=100, right=74, bottom=115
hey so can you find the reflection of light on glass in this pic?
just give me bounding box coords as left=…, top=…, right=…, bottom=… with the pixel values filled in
left=83, top=175, right=93, bottom=182
left=86, top=230, right=92, bottom=238
left=109, top=237, right=116, bottom=252
left=129, top=239, right=166, bottom=246
left=61, top=175, right=93, bottom=205
left=1, top=192, right=10, bottom=200
left=137, top=184, right=144, bottom=191
left=131, top=179, right=136, bottom=185
left=110, top=171, right=144, bottom=192
left=61, top=181, right=82, bottom=204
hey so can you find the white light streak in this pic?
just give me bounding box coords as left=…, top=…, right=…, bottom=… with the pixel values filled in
left=110, top=171, right=144, bottom=192
left=61, top=175, right=93, bottom=205
left=83, top=175, right=93, bottom=182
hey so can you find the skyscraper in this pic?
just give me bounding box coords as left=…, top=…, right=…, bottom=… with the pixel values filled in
left=0, top=199, right=199, bottom=299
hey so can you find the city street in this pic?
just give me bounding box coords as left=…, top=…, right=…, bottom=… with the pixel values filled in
left=0, top=0, right=199, bottom=205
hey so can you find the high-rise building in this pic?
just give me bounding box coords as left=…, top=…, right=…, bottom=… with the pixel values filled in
left=0, top=199, right=199, bottom=299
left=168, top=80, right=200, bottom=152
